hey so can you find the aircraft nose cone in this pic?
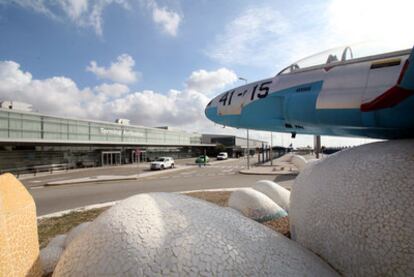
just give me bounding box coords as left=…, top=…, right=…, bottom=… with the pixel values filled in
left=204, top=102, right=211, bottom=117
left=204, top=98, right=215, bottom=121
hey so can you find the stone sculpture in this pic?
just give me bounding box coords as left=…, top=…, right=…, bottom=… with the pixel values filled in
left=47, top=234, right=67, bottom=249
left=228, top=188, right=287, bottom=221
left=64, top=222, right=91, bottom=248
left=41, top=221, right=91, bottom=275
left=54, top=193, right=338, bottom=276
left=253, top=180, right=290, bottom=212
left=0, top=173, right=42, bottom=277
left=40, top=245, right=64, bottom=274
left=290, top=155, right=308, bottom=171
left=290, top=140, right=414, bottom=276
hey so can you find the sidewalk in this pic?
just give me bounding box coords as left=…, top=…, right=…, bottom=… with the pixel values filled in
left=239, top=155, right=301, bottom=176
left=239, top=164, right=299, bottom=175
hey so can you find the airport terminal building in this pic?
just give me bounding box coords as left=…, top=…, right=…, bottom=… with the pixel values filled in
left=0, top=105, right=213, bottom=174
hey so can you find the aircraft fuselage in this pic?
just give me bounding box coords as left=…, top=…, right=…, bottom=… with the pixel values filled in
left=205, top=48, right=414, bottom=139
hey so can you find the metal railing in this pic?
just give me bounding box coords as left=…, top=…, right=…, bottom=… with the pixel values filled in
left=0, top=163, right=76, bottom=178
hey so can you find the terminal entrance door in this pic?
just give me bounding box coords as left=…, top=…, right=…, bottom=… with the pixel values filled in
left=131, top=150, right=146, bottom=163
left=101, top=151, right=121, bottom=166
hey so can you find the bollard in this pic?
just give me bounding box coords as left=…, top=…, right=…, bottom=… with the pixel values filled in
left=0, top=173, right=42, bottom=277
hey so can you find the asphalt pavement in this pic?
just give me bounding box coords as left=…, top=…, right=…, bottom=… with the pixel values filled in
left=24, top=157, right=297, bottom=216
left=20, top=157, right=197, bottom=187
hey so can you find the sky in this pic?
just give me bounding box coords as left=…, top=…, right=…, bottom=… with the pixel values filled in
left=0, top=0, right=413, bottom=147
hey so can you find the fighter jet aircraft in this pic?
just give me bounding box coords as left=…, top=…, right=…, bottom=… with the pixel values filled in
left=205, top=45, right=414, bottom=139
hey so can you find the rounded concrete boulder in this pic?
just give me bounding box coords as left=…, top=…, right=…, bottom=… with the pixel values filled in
left=290, top=140, right=414, bottom=276
left=54, top=193, right=338, bottom=277
left=275, top=153, right=293, bottom=162
left=40, top=245, right=64, bottom=274
left=47, top=234, right=67, bottom=249
left=253, top=180, right=290, bottom=212
left=228, top=188, right=287, bottom=222
left=291, top=155, right=308, bottom=171
left=64, top=222, right=91, bottom=248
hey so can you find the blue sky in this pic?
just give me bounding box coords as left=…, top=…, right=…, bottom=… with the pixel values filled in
left=1, top=0, right=253, bottom=92
left=0, top=0, right=413, bottom=147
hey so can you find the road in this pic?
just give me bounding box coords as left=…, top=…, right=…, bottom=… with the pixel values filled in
left=24, top=158, right=295, bottom=216
left=20, top=157, right=197, bottom=187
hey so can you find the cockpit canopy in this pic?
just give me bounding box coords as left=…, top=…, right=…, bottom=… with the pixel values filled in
left=277, top=42, right=412, bottom=75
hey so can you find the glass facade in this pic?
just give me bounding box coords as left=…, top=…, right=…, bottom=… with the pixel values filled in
left=0, top=109, right=201, bottom=146
left=0, top=109, right=207, bottom=174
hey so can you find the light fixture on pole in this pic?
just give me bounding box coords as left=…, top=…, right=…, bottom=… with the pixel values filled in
left=238, top=77, right=247, bottom=83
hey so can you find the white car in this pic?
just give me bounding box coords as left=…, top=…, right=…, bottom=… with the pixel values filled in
left=217, top=152, right=228, bottom=160
left=150, top=157, right=175, bottom=170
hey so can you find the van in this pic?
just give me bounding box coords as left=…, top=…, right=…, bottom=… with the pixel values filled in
left=216, top=152, right=228, bottom=160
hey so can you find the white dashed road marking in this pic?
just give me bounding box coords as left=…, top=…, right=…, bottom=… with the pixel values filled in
left=180, top=171, right=196, bottom=175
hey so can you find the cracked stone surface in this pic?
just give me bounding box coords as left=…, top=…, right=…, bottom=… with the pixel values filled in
left=48, top=234, right=67, bottom=249
left=253, top=180, right=290, bottom=212
left=40, top=234, right=66, bottom=274
left=290, top=140, right=414, bottom=276
left=64, top=222, right=91, bottom=248
left=41, top=246, right=64, bottom=274
left=228, top=188, right=287, bottom=222
left=53, top=192, right=338, bottom=276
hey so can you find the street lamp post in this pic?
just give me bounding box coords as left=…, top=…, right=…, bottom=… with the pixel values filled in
left=246, top=129, right=250, bottom=169
left=270, top=132, right=273, bottom=166
left=238, top=77, right=250, bottom=169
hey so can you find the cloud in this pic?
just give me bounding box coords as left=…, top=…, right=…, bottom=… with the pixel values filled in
left=186, top=68, right=238, bottom=95
left=108, top=89, right=209, bottom=127
left=58, top=0, right=88, bottom=20
left=86, top=54, right=140, bottom=84
left=0, top=61, right=32, bottom=91
left=0, top=60, right=91, bottom=117
left=0, top=0, right=58, bottom=19
left=206, top=0, right=414, bottom=71
left=0, top=60, right=223, bottom=130
left=83, top=0, right=131, bottom=36
left=94, top=83, right=130, bottom=98
left=57, top=0, right=131, bottom=36
left=327, top=0, right=414, bottom=49
left=0, top=0, right=130, bottom=36
left=206, top=6, right=292, bottom=68
left=152, top=5, right=181, bottom=36
left=1, top=0, right=181, bottom=37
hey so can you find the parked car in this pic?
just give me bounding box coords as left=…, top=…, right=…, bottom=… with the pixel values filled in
left=150, top=157, right=174, bottom=170
left=216, top=152, right=228, bottom=160
left=195, top=155, right=209, bottom=164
